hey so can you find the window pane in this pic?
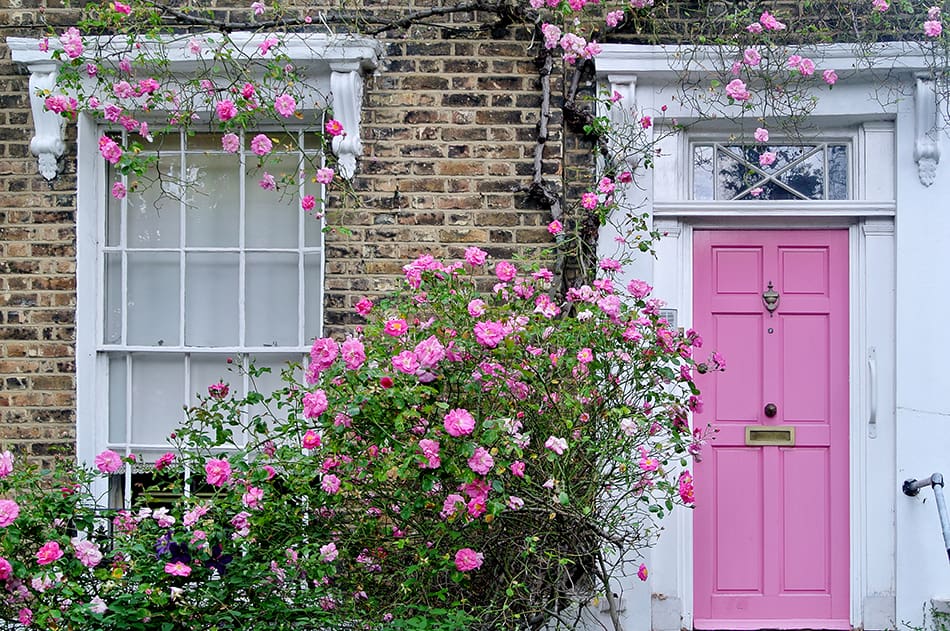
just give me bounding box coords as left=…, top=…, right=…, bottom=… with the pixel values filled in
left=107, top=184, right=122, bottom=247
left=103, top=252, right=122, bottom=345
left=127, top=252, right=180, bottom=346
left=186, top=153, right=241, bottom=247
left=717, top=151, right=764, bottom=200
left=737, top=180, right=802, bottom=201
left=185, top=253, right=239, bottom=347
left=190, top=354, right=243, bottom=407
left=127, top=159, right=180, bottom=248
left=828, top=145, right=848, bottom=200
left=693, top=145, right=714, bottom=200
left=130, top=354, right=185, bottom=446
left=304, top=253, right=323, bottom=342
left=108, top=354, right=127, bottom=443
left=245, top=154, right=300, bottom=248
left=778, top=148, right=823, bottom=199
left=246, top=354, right=303, bottom=431
left=246, top=253, right=299, bottom=347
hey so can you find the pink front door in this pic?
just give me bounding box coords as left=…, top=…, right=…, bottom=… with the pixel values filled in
left=692, top=230, right=850, bottom=630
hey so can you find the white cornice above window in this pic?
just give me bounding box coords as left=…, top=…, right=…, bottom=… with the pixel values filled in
left=7, top=33, right=383, bottom=180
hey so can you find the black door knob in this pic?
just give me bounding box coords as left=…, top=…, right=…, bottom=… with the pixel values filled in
left=764, top=403, right=778, bottom=418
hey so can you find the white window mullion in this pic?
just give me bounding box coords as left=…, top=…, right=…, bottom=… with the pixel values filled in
left=179, top=131, right=187, bottom=348
left=239, top=133, right=247, bottom=348
left=124, top=352, right=133, bottom=509
left=297, top=132, right=306, bottom=348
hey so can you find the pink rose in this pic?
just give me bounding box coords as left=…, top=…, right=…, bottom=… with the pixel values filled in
left=510, top=461, right=525, bottom=478
left=221, top=133, right=240, bottom=153
left=638, top=563, right=649, bottom=581
left=316, top=167, right=335, bottom=184
left=324, top=119, right=344, bottom=137
left=544, top=436, right=568, bottom=455
left=250, top=134, right=273, bottom=156
left=823, top=69, right=838, bottom=85
left=454, top=548, right=484, bottom=572
left=355, top=297, right=373, bottom=316
left=418, top=439, right=441, bottom=469
left=0, top=500, right=18, bottom=528
left=341, top=338, right=366, bottom=371
left=494, top=260, right=517, bottom=282
left=36, top=541, right=63, bottom=566
left=754, top=127, right=769, bottom=143
left=464, top=247, right=487, bottom=266
left=443, top=408, right=476, bottom=437
left=303, top=430, right=322, bottom=450
left=274, top=94, right=296, bottom=117
left=301, top=195, right=317, bottom=212
left=0, top=557, right=11, bottom=579
left=95, top=449, right=123, bottom=474
left=725, top=79, right=751, bottom=102
left=215, top=100, right=238, bottom=121
left=204, top=458, right=232, bottom=487
left=547, top=220, right=563, bottom=235
left=467, top=447, right=494, bottom=475
left=0, top=451, right=13, bottom=478
left=303, top=390, right=329, bottom=419
left=165, top=561, right=191, bottom=577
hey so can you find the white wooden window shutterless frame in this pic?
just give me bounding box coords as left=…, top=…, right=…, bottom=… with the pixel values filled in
left=99, top=130, right=324, bottom=506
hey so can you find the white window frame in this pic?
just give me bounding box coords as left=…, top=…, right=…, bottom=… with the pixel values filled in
left=16, top=33, right=385, bottom=500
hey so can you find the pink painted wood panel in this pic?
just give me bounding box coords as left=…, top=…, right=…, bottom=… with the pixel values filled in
left=692, top=230, right=849, bottom=630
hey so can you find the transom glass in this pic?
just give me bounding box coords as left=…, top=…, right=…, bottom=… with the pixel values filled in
left=692, top=143, right=849, bottom=201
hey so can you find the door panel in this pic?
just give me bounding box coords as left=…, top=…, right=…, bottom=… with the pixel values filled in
left=692, top=230, right=849, bottom=630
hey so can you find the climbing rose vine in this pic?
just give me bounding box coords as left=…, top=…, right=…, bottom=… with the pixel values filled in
left=0, top=252, right=718, bottom=629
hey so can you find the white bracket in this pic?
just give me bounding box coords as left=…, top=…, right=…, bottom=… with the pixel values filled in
left=329, top=65, right=365, bottom=180
left=606, top=72, right=640, bottom=169
left=914, top=74, right=940, bottom=187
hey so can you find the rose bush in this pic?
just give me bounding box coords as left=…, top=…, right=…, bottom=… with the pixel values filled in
left=0, top=251, right=719, bottom=630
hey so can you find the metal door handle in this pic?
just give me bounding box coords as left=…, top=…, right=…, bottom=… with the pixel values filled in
left=764, top=403, right=777, bottom=418
left=868, top=347, right=878, bottom=439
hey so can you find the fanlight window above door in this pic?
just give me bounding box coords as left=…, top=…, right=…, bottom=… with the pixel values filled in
left=692, top=143, right=849, bottom=201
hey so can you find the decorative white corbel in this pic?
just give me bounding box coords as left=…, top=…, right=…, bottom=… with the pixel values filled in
left=27, top=62, right=66, bottom=180
left=6, top=38, right=65, bottom=181
left=605, top=73, right=640, bottom=168
left=329, top=64, right=365, bottom=180
left=914, top=74, right=940, bottom=187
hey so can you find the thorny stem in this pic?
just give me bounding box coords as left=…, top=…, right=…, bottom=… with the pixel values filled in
left=597, top=551, right=624, bottom=631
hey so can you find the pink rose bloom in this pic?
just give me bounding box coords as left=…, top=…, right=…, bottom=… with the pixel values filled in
left=627, top=278, right=652, bottom=298
left=798, top=58, right=816, bottom=77
left=759, top=10, right=786, bottom=30
left=473, top=320, right=506, bottom=348
left=418, top=439, right=441, bottom=469
left=384, top=318, right=408, bottom=337
left=725, top=79, right=751, bottom=102
left=507, top=496, right=524, bottom=510
left=444, top=408, right=476, bottom=437
left=0, top=451, right=13, bottom=478
left=355, top=297, right=373, bottom=316
left=98, top=136, right=123, bottom=165
left=743, top=47, right=761, bottom=66
left=320, top=542, right=338, bottom=562
left=18, top=609, right=31, bottom=626
left=251, top=1, right=265, bottom=15
left=60, top=27, right=83, bottom=59
left=0, top=557, right=11, bottom=579
left=873, top=0, right=888, bottom=11
left=547, top=220, right=563, bottom=235
left=678, top=470, right=695, bottom=504
left=303, top=390, right=329, bottom=419
left=221, top=133, right=240, bottom=153
left=216, top=99, right=238, bottom=121
left=754, top=127, right=769, bottom=143
left=242, top=486, right=264, bottom=509
left=640, top=115, right=652, bottom=129
left=0, top=500, right=20, bottom=528
left=110, top=181, right=126, bottom=200
left=303, top=430, right=322, bottom=450
left=316, top=167, right=335, bottom=184
left=746, top=22, right=763, bottom=34
left=414, top=335, right=445, bottom=369
left=309, top=337, right=339, bottom=372
left=759, top=151, right=777, bottom=167
left=391, top=350, right=420, bottom=375
left=274, top=94, right=296, bottom=117
left=925, top=19, right=943, bottom=37
left=301, top=195, right=317, bottom=211
left=36, top=541, right=63, bottom=566
left=441, top=494, right=465, bottom=518
left=638, top=563, right=649, bottom=581
left=598, top=177, right=615, bottom=194
left=204, top=458, right=232, bottom=487
left=580, top=192, right=599, bottom=209
left=545, top=436, right=568, bottom=455
left=258, top=173, right=276, bottom=191
left=325, top=119, right=344, bottom=137
left=321, top=473, right=341, bottom=494
left=165, top=561, right=191, bottom=577
left=510, top=461, right=525, bottom=478
left=467, top=447, right=494, bottom=475
left=155, top=452, right=175, bottom=470
left=114, top=2, right=132, bottom=14
left=467, top=299, right=486, bottom=317
left=464, top=246, right=487, bottom=266
left=606, top=10, right=624, bottom=27
left=258, top=36, right=278, bottom=55
left=494, top=260, right=517, bottom=282
left=823, top=69, right=838, bottom=85
left=95, top=449, right=123, bottom=474
left=208, top=382, right=228, bottom=399
left=71, top=537, right=103, bottom=568
left=341, top=338, right=366, bottom=370
left=454, top=548, right=484, bottom=572
left=250, top=134, right=273, bottom=156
